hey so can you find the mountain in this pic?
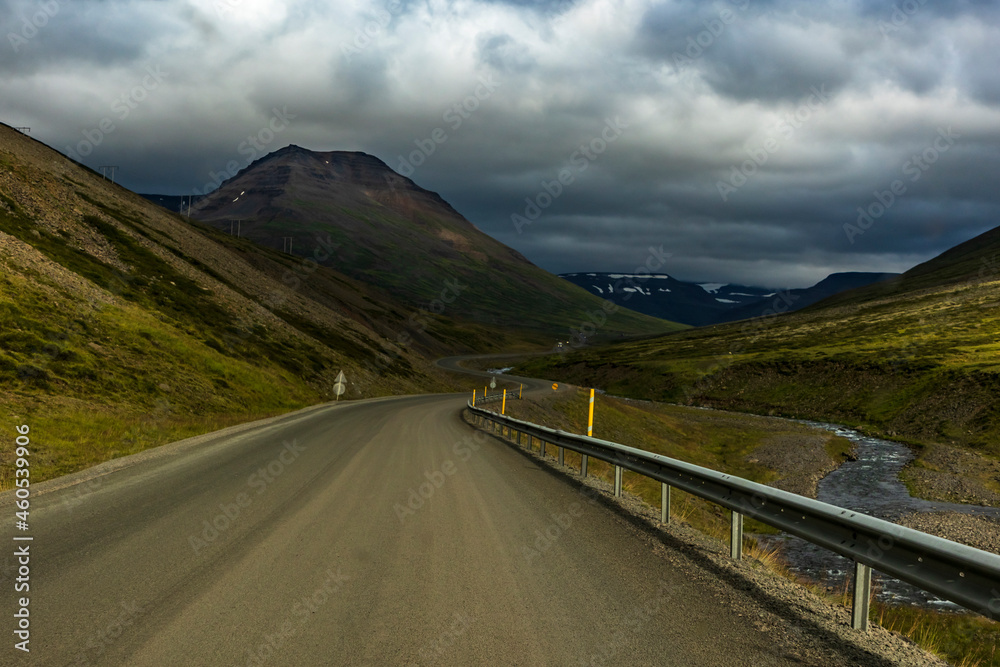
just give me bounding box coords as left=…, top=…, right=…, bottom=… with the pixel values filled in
left=559, top=271, right=897, bottom=326
left=521, top=223, right=1000, bottom=499
left=184, top=145, right=678, bottom=340
left=558, top=272, right=772, bottom=326
left=721, top=272, right=899, bottom=322
left=0, top=123, right=469, bottom=482
left=138, top=193, right=202, bottom=215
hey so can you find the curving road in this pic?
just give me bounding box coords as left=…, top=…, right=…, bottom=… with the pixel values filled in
left=2, top=360, right=872, bottom=665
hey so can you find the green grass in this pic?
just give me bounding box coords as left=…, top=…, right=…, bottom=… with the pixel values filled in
left=517, top=269, right=1000, bottom=500
left=0, top=166, right=338, bottom=484
left=0, top=399, right=294, bottom=489
left=873, top=603, right=1000, bottom=667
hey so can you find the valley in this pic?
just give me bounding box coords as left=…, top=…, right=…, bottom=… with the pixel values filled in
left=6, top=1, right=1000, bottom=664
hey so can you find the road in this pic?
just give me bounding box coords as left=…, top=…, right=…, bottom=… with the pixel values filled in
left=3, top=362, right=854, bottom=665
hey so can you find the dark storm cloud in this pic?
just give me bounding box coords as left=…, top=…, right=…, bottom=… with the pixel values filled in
left=1, top=0, right=168, bottom=74
left=3, top=0, right=1000, bottom=288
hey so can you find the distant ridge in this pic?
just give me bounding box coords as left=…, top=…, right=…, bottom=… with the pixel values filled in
left=559, top=271, right=898, bottom=326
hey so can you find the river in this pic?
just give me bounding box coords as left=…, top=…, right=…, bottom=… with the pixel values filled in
left=767, top=421, right=1000, bottom=608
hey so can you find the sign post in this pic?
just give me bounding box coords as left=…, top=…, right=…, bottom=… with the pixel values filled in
left=333, top=370, right=346, bottom=401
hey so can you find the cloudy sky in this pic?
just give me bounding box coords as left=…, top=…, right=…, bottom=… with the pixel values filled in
left=3, top=0, right=999, bottom=288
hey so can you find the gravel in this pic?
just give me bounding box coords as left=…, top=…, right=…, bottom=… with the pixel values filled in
left=898, top=511, right=1000, bottom=555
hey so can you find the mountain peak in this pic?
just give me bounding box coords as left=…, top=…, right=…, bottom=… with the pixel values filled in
left=181, top=144, right=674, bottom=335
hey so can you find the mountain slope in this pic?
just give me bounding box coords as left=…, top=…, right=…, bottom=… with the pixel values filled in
left=187, top=145, right=679, bottom=340
left=721, top=272, right=899, bottom=323
left=520, top=224, right=1000, bottom=503
left=0, top=124, right=461, bottom=483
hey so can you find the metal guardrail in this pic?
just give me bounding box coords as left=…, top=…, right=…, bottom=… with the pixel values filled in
left=473, top=393, right=506, bottom=405
left=467, top=401, right=1000, bottom=631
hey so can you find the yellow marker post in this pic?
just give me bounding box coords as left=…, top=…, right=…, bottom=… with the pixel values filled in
left=519, top=384, right=523, bottom=399
left=587, top=388, right=595, bottom=436
left=502, top=389, right=507, bottom=415
left=581, top=388, right=595, bottom=477
left=472, top=390, right=476, bottom=407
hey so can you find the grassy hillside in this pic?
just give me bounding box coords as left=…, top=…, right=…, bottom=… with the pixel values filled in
left=0, top=125, right=470, bottom=486
left=517, top=229, right=1000, bottom=504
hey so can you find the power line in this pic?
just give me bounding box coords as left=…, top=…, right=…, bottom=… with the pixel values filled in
left=99, top=166, right=119, bottom=184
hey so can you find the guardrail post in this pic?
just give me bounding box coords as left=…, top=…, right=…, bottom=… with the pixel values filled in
left=661, top=483, right=670, bottom=524
left=730, top=511, right=743, bottom=560
left=540, top=440, right=546, bottom=457
left=614, top=465, right=622, bottom=497
left=558, top=446, right=564, bottom=466
left=852, top=561, right=872, bottom=631
left=581, top=455, right=588, bottom=477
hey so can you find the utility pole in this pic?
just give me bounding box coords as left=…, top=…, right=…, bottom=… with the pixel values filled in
left=99, top=166, right=119, bottom=184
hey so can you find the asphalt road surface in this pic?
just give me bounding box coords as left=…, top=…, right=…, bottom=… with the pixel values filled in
left=6, top=362, right=814, bottom=665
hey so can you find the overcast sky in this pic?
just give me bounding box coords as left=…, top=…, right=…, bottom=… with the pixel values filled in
left=3, top=0, right=999, bottom=288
